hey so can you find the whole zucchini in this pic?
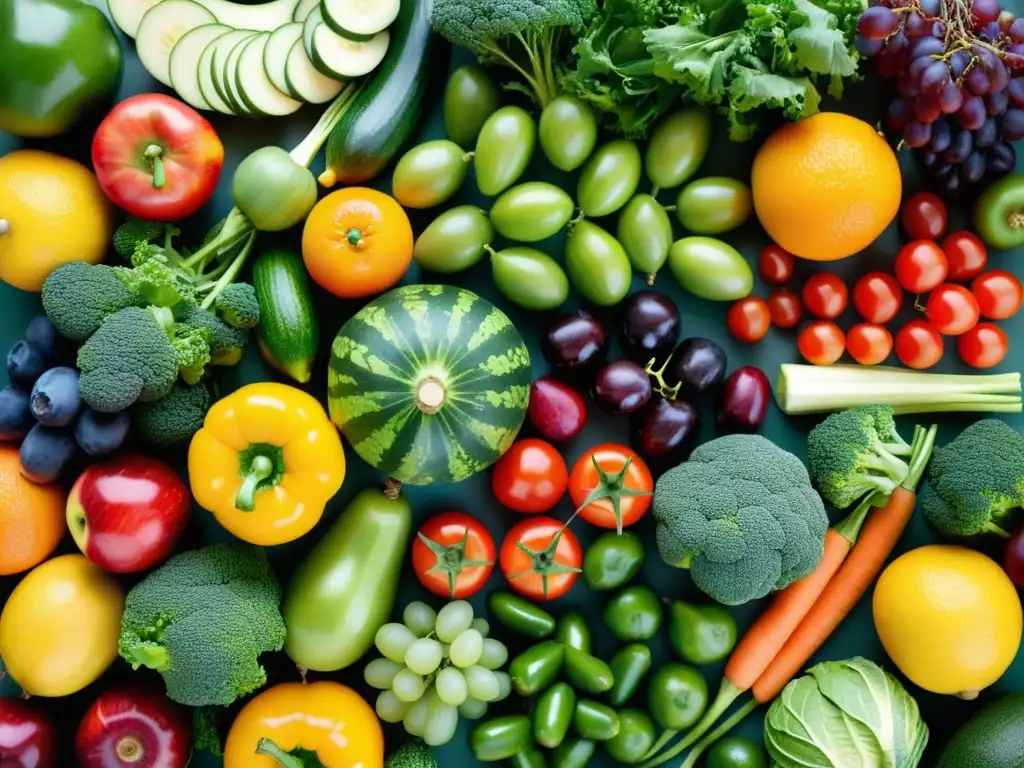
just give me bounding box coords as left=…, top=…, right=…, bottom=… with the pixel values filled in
left=319, top=0, right=449, bottom=186
left=253, top=249, right=319, bottom=383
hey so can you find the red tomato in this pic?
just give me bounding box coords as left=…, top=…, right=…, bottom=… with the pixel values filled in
left=413, top=511, right=496, bottom=599
left=900, top=192, right=947, bottom=240
left=758, top=245, right=795, bottom=284
left=942, top=231, right=987, bottom=282
left=767, top=289, right=802, bottom=329
left=971, top=270, right=1023, bottom=320
left=958, top=322, right=1009, bottom=369
left=894, top=240, right=948, bottom=293
left=846, top=323, right=893, bottom=366
left=727, top=297, right=772, bottom=343
left=492, top=439, right=568, bottom=514
left=852, top=272, right=903, bottom=323
left=568, top=443, right=653, bottom=532
left=801, top=273, right=848, bottom=319
left=895, top=319, right=944, bottom=369
left=797, top=321, right=846, bottom=366
left=500, top=516, right=581, bottom=600
left=925, top=283, right=980, bottom=335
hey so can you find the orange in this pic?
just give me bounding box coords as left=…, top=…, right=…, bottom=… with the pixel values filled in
left=301, top=187, right=413, bottom=299
left=751, top=113, right=901, bottom=261
left=0, top=445, right=66, bottom=575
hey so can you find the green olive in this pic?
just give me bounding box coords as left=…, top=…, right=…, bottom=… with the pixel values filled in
left=444, top=65, right=500, bottom=147
left=475, top=106, right=537, bottom=197
left=668, top=237, right=753, bottom=301
left=617, top=194, right=674, bottom=282
left=577, top=139, right=642, bottom=217
left=490, top=182, right=575, bottom=242
left=565, top=221, right=633, bottom=307
left=413, top=206, right=494, bottom=274
left=676, top=177, right=753, bottom=235
left=391, top=140, right=471, bottom=209
left=539, top=94, right=598, bottom=171
left=645, top=108, right=713, bottom=193
left=490, top=246, right=570, bottom=311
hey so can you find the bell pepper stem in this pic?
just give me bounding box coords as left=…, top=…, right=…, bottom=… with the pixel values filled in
left=144, top=144, right=166, bottom=189
left=236, top=454, right=274, bottom=511
left=0, top=219, right=9, bottom=236
left=255, top=738, right=305, bottom=768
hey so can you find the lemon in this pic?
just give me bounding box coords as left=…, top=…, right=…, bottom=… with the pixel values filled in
left=0, top=150, right=113, bottom=292
left=873, top=544, right=1022, bottom=698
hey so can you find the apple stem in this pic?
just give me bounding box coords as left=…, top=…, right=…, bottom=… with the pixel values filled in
left=236, top=454, right=274, bottom=511
left=256, top=738, right=305, bottom=768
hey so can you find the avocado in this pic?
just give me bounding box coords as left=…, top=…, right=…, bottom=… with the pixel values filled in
left=937, top=692, right=1024, bottom=768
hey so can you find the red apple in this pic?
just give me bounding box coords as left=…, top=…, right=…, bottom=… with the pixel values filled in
left=76, top=687, right=191, bottom=768
left=67, top=454, right=190, bottom=573
left=0, top=698, right=55, bottom=768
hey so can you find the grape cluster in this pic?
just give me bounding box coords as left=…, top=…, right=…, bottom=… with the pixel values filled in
left=365, top=600, right=511, bottom=747
left=857, top=0, right=1022, bottom=195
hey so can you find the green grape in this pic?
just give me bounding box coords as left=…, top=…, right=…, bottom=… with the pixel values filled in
left=403, top=693, right=430, bottom=737
left=458, top=698, right=488, bottom=720
left=424, top=697, right=459, bottom=747
left=493, top=671, right=512, bottom=702
left=435, top=600, right=474, bottom=643
left=479, top=638, right=508, bottom=670
left=435, top=666, right=468, bottom=706
left=375, top=690, right=410, bottom=723
left=375, top=623, right=417, bottom=663
left=449, top=628, right=484, bottom=668
left=464, top=665, right=500, bottom=702
left=364, top=658, right=404, bottom=689
left=403, top=601, right=437, bottom=637
left=392, top=668, right=427, bottom=703
left=470, top=617, right=490, bottom=637
left=405, top=637, right=444, bottom=675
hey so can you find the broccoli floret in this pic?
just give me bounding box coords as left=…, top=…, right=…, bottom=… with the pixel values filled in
left=118, top=544, right=286, bottom=708
left=115, top=250, right=198, bottom=310
left=806, top=405, right=914, bottom=509
left=920, top=419, right=1024, bottom=539
left=386, top=741, right=437, bottom=768
left=179, top=306, right=249, bottom=366
left=193, top=707, right=226, bottom=756
left=76, top=308, right=179, bottom=413
left=652, top=434, right=829, bottom=606
left=41, top=262, right=141, bottom=342
left=214, top=283, right=260, bottom=329
left=133, top=382, right=210, bottom=446
left=113, top=218, right=178, bottom=259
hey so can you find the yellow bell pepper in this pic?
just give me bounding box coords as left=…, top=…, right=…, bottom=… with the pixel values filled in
left=224, top=681, right=384, bottom=768
left=188, top=382, right=345, bottom=546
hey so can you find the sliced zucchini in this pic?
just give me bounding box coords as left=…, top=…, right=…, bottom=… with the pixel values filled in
left=222, top=32, right=257, bottom=115
left=265, top=22, right=304, bottom=98
left=136, top=0, right=217, bottom=87
left=198, top=37, right=232, bottom=113
left=310, top=25, right=389, bottom=79
left=293, top=0, right=320, bottom=22
left=321, top=0, right=399, bottom=41
left=192, top=0, right=299, bottom=30
left=107, top=0, right=164, bottom=38
left=302, top=5, right=323, bottom=61
left=236, top=33, right=304, bottom=116
left=285, top=38, right=344, bottom=104
left=206, top=29, right=254, bottom=114
left=169, top=23, right=231, bottom=110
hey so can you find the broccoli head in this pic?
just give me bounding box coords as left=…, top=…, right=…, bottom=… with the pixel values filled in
left=76, top=308, right=179, bottom=413
left=921, top=419, right=1024, bottom=539
left=133, top=382, right=210, bottom=446
left=118, top=544, right=286, bottom=707
left=214, top=283, right=260, bottom=329
left=113, top=218, right=178, bottom=259
left=115, top=249, right=198, bottom=310
left=41, top=262, right=141, bottom=342
left=653, top=434, right=829, bottom=605
left=179, top=306, right=249, bottom=366
left=386, top=741, right=437, bottom=768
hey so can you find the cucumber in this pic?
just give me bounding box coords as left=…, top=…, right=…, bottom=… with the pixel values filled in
left=135, top=0, right=217, bottom=87
left=253, top=250, right=320, bottom=384
left=321, top=0, right=399, bottom=40
left=293, top=0, right=319, bottom=22
left=221, top=32, right=258, bottom=115
left=198, top=36, right=232, bottom=113
left=236, top=33, right=304, bottom=116
left=169, top=23, right=231, bottom=110
left=203, top=29, right=252, bottom=114
left=321, top=0, right=448, bottom=186
left=286, top=39, right=345, bottom=104
left=193, top=0, right=298, bottom=30
left=108, top=0, right=164, bottom=38
left=310, top=26, right=389, bottom=79
left=265, top=22, right=304, bottom=97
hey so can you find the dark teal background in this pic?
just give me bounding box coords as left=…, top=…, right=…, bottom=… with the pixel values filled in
left=1, top=2, right=1022, bottom=764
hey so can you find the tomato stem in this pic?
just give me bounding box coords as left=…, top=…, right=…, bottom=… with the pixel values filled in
left=144, top=144, right=166, bottom=189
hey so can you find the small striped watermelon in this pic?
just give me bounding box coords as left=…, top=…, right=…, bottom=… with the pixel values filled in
left=328, top=284, right=532, bottom=485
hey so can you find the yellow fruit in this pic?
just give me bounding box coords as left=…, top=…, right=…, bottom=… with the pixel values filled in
left=0, top=554, right=124, bottom=696
left=873, top=544, right=1022, bottom=698
left=0, top=149, right=113, bottom=292
left=752, top=113, right=901, bottom=261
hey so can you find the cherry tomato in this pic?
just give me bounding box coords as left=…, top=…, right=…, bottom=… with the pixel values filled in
left=900, top=192, right=947, bottom=240
left=412, top=512, right=496, bottom=599
left=852, top=272, right=903, bottom=323
left=971, top=270, right=1023, bottom=320
left=758, top=244, right=795, bottom=284
left=568, top=443, right=653, bottom=532
left=500, top=516, right=581, bottom=600
left=942, top=231, right=987, bottom=282
left=895, top=319, right=944, bottom=369
left=957, top=322, right=1008, bottom=369
left=924, top=283, right=980, bottom=335
left=801, top=273, right=848, bottom=319
left=726, top=297, right=772, bottom=343
left=797, top=321, right=845, bottom=366
left=894, top=240, right=948, bottom=293
left=846, top=323, right=893, bottom=366
left=767, top=288, right=802, bottom=329
left=492, top=439, right=568, bottom=514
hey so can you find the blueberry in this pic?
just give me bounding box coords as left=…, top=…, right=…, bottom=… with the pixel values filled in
left=75, top=408, right=131, bottom=456
left=6, top=340, right=46, bottom=390
left=0, top=386, right=33, bottom=442
left=30, top=366, right=81, bottom=427
left=19, top=424, right=77, bottom=484
left=24, top=315, right=57, bottom=363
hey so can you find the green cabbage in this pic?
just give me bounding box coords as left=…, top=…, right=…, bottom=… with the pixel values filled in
left=765, top=657, right=928, bottom=768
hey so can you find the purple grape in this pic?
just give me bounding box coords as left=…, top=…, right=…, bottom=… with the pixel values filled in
left=919, top=0, right=940, bottom=15
left=888, top=30, right=910, bottom=55
left=950, top=51, right=972, bottom=78
left=620, top=291, right=680, bottom=364
left=904, top=120, right=933, bottom=147
left=909, top=56, right=932, bottom=81
left=905, top=11, right=931, bottom=36
left=1009, top=17, right=1024, bottom=42
left=919, top=150, right=940, bottom=170
left=940, top=171, right=963, bottom=197
left=858, top=6, right=901, bottom=38
left=1006, top=51, right=1024, bottom=71
left=887, top=98, right=913, bottom=131
left=939, top=81, right=965, bottom=113
left=592, top=360, right=652, bottom=416
left=987, top=59, right=1010, bottom=92
left=897, top=74, right=920, bottom=98
left=975, top=116, right=999, bottom=146
left=989, top=140, right=1017, bottom=173
left=1000, top=106, right=1024, bottom=138
left=986, top=88, right=1010, bottom=114
left=929, top=118, right=952, bottom=151
left=957, top=94, right=988, bottom=128
left=857, top=35, right=885, bottom=57
left=980, top=20, right=1003, bottom=41
left=942, top=128, right=974, bottom=163
left=1008, top=77, right=1024, bottom=106
left=920, top=60, right=951, bottom=93
left=930, top=20, right=946, bottom=37
left=910, top=37, right=945, bottom=58
left=914, top=95, right=942, bottom=122
left=966, top=66, right=991, bottom=95
left=542, top=310, right=609, bottom=377
left=1009, top=43, right=1024, bottom=58
left=973, top=0, right=1001, bottom=25
left=960, top=151, right=987, bottom=184
left=931, top=163, right=955, bottom=182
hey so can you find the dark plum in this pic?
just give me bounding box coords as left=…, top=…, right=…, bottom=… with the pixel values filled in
left=542, top=310, right=608, bottom=378
left=6, top=340, right=46, bottom=390
left=0, top=386, right=34, bottom=442
left=30, top=367, right=81, bottom=427
left=24, top=315, right=56, bottom=362
left=19, top=424, right=77, bottom=484
left=528, top=377, right=587, bottom=442
left=666, top=338, right=727, bottom=397
left=592, top=360, right=652, bottom=416
left=621, top=291, right=680, bottom=364
left=74, top=408, right=131, bottom=456
left=718, top=366, right=771, bottom=433
left=1004, top=524, right=1024, bottom=588
left=631, top=396, right=700, bottom=465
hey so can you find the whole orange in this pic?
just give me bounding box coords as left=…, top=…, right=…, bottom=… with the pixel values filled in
left=752, top=113, right=901, bottom=261
left=0, top=445, right=66, bottom=575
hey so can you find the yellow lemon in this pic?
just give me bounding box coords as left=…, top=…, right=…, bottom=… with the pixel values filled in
left=0, top=149, right=113, bottom=292
left=873, top=544, right=1022, bottom=698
